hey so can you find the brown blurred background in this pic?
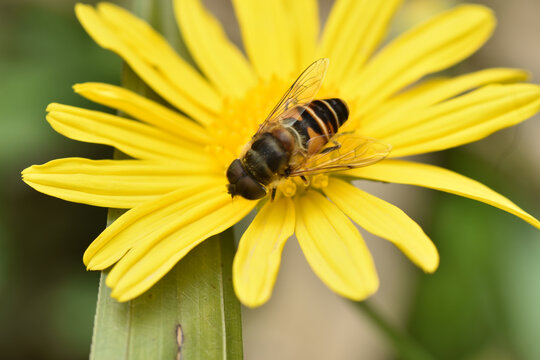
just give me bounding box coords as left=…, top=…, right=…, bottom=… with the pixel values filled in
left=0, top=0, right=539, bottom=359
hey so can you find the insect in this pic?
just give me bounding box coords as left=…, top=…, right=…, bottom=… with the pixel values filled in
left=226, top=58, right=391, bottom=200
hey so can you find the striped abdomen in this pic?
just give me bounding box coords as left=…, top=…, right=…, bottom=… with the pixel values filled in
left=288, top=98, right=349, bottom=155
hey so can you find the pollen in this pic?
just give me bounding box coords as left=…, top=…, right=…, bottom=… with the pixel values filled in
left=205, top=77, right=290, bottom=168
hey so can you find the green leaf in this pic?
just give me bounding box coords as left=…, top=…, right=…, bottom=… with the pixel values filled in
left=90, top=228, right=242, bottom=360
left=89, top=1, right=243, bottom=359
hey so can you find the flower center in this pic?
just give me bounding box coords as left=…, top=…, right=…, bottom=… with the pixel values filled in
left=311, top=174, right=329, bottom=189
left=206, top=77, right=337, bottom=198
left=205, top=77, right=289, bottom=168
left=277, top=174, right=330, bottom=198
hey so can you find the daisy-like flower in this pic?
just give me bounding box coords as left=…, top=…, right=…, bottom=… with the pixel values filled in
left=23, top=0, right=540, bottom=308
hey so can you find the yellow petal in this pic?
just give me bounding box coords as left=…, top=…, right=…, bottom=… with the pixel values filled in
left=348, top=160, right=540, bottom=229
left=364, top=68, right=530, bottom=134
left=174, top=0, right=256, bottom=99
left=84, top=181, right=228, bottom=270
left=324, top=178, right=438, bottom=272
left=21, top=158, right=221, bottom=209
left=343, top=5, right=495, bottom=120
left=46, top=103, right=216, bottom=163
left=75, top=3, right=219, bottom=125
left=73, top=82, right=211, bottom=145
left=379, top=84, right=540, bottom=157
left=318, top=0, right=402, bottom=84
left=283, top=0, right=318, bottom=70
left=295, top=191, right=378, bottom=300
left=233, top=197, right=295, bottom=308
left=232, top=0, right=296, bottom=79
left=106, top=194, right=256, bottom=302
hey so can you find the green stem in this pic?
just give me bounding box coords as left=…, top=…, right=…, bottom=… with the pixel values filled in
left=90, top=229, right=243, bottom=360
left=89, top=1, right=243, bottom=359
left=354, top=301, right=434, bottom=360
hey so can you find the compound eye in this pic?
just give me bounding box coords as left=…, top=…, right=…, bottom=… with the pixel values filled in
left=236, top=176, right=267, bottom=200
left=226, top=159, right=244, bottom=184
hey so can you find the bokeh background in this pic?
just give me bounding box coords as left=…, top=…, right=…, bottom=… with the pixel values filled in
left=1, top=0, right=539, bottom=359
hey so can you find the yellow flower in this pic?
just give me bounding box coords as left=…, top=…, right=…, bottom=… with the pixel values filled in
left=22, top=0, right=540, bottom=308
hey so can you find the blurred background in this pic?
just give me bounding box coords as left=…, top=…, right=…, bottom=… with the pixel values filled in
left=1, top=0, right=539, bottom=359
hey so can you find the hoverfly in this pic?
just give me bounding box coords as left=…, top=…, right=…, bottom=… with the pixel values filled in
left=226, top=58, right=391, bottom=200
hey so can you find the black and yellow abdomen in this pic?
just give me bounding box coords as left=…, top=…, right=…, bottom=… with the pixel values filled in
left=289, top=98, right=349, bottom=155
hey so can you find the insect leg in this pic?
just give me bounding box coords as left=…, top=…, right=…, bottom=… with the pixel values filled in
left=320, top=139, right=342, bottom=154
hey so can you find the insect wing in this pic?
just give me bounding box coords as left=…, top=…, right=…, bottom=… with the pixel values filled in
left=289, top=134, right=392, bottom=176
left=256, top=58, right=329, bottom=135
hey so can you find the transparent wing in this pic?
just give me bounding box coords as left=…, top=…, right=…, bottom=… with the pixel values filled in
left=289, top=133, right=392, bottom=176
left=256, top=58, right=329, bottom=135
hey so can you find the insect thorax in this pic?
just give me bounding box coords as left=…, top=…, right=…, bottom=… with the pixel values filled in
left=242, top=132, right=292, bottom=185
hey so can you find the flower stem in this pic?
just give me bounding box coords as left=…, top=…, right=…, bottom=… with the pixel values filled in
left=354, top=301, right=435, bottom=360
left=90, top=228, right=244, bottom=360
left=90, top=1, right=243, bottom=359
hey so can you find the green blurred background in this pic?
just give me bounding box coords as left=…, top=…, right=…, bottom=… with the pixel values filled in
left=0, top=1, right=538, bottom=359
